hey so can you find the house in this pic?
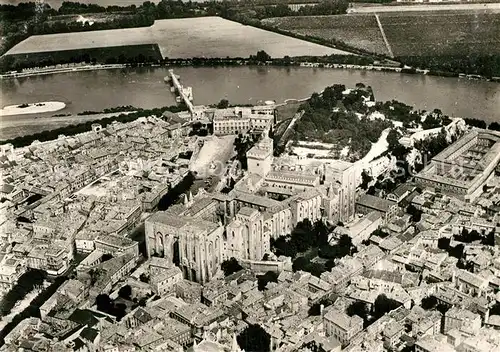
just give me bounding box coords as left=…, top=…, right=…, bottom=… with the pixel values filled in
left=323, top=307, right=363, bottom=347
left=387, top=184, right=416, bottom=204
left=444, top=307, right=481, bottom=335
left=452, top=269, right=489, bottom=298
left=356, top=194, right=398, bottom=224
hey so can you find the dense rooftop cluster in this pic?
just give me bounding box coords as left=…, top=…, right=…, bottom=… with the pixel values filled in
left=0, top=93, right=499, bottom=352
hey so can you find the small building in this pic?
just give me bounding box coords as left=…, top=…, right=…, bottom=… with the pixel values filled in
left=323, top=307, right=363, bottom=347
left=356, top=194, right=398, bottom=224
left=387, top=183, right=416, bottom=204
left=444, top=307, right=481, bottom=335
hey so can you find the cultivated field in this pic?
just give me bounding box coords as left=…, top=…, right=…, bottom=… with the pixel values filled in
left=263, top=10, right=500, bottom=57
left=380, top=11, right=500, bottom=56
left=349, top=3, right=500, bottom=13
left=5, top=16, right=351, bottom=59
left=263, top=15, right=390, bottom=56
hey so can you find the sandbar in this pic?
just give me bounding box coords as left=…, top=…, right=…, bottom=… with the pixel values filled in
left=0, top=101, right=66, bottom=117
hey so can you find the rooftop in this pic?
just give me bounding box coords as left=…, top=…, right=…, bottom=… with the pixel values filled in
left=356, top=194, right=396, bottom=213
left=324, top=308, right=363, bottom=331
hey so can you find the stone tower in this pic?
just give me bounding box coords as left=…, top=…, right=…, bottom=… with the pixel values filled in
left=246, top=129, right=273, bottom=178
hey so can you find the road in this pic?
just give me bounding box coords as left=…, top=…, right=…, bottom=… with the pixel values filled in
left=277, top=110, right=304, bottom=149
left=356, top=128, right=390, bottom=167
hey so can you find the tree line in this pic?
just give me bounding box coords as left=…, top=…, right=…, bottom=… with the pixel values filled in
left=0, top=276, right=67, bottom=346
left=0, top=269, right=45, bottom=317
left=399, top=55, right=500, bottom=79
left=1, top=49, right=377, bottom=75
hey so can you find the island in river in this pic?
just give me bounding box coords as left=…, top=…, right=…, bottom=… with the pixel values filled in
left=0, top=101, right=66, bottom=117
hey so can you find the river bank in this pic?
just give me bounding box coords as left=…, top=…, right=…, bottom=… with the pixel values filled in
left=0, top=101, right=66, bottom=117
left=2, top=59, right=498, bottom=83
left=0, top=64, right=126, bottom=79
left=2, top=66, right=498, bottom=139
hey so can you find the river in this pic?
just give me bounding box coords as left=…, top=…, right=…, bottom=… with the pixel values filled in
left=1, top=66, right=499, bottom=139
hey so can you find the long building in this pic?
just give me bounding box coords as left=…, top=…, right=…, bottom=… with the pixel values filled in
left=212, top=106, right=275, bottom=136
left=415, top=129, right=500, bottom=201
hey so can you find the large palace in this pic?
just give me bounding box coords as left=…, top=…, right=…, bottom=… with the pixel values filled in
left=145, top=132, right=358, bottom=283
left=415, top=129, right=500, bottom=201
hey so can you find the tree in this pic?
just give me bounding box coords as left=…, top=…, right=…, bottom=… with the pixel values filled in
left=257, top=271, right=278, bottom=291
left=313, top=219, right=329, bottom=246
left=237, top=324, right=271, bottom=352
left=347, top=301, right=369, bottom=319
left=271, top=235, right=298, bottom=258
left=482, top=231, right=495, bottom=246
left=490, top=302, right=500, bottom=316
left=118, top=285, right=132, bottom=300
left=114, top=303, right=127, bottom=321
left=448, top=243, right=464, bottom=259
left=221, top=257, right=243, bottom=277
left=387, top=129, right=401, bottom=151
left=217, top=99, right=229, bottom=109
left=138, top=297, right=147, bottom=307
left=489, top=121, right=500, bottom=131
left=421, top=295, right=438, bottom=310
left=360, top=170, right=372, bottom=190
left=95, top=294, right=112, bottom=313
left=370, top=228, right=390, bottom=238
left=139, top=273, right=150, bottom=283
left=407, top=204, right=423, bottom=222
left=0, top=269, right=46, bottom=317
left=253, top=50, right=271, bottom=62
left=309, top=263, right=326, bottom=278
left=338, top=234, right=357, bottom=256
left=308, top=297, right=335, bottom=316
left=292, top=256, right=309, bottom=272
left=373, top=294, right=401, bottom=319
left=438, top=237, right=450, bottom=250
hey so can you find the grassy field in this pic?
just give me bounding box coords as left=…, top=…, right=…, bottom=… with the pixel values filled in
left=5, top=16, right=351, bottom=59
left=263, top=15, right=390, bottom=56
left=263, top=11, right=500, bottom=58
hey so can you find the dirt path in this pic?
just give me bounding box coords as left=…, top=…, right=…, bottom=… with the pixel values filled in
left=375, top=14, right=394, bottom=58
